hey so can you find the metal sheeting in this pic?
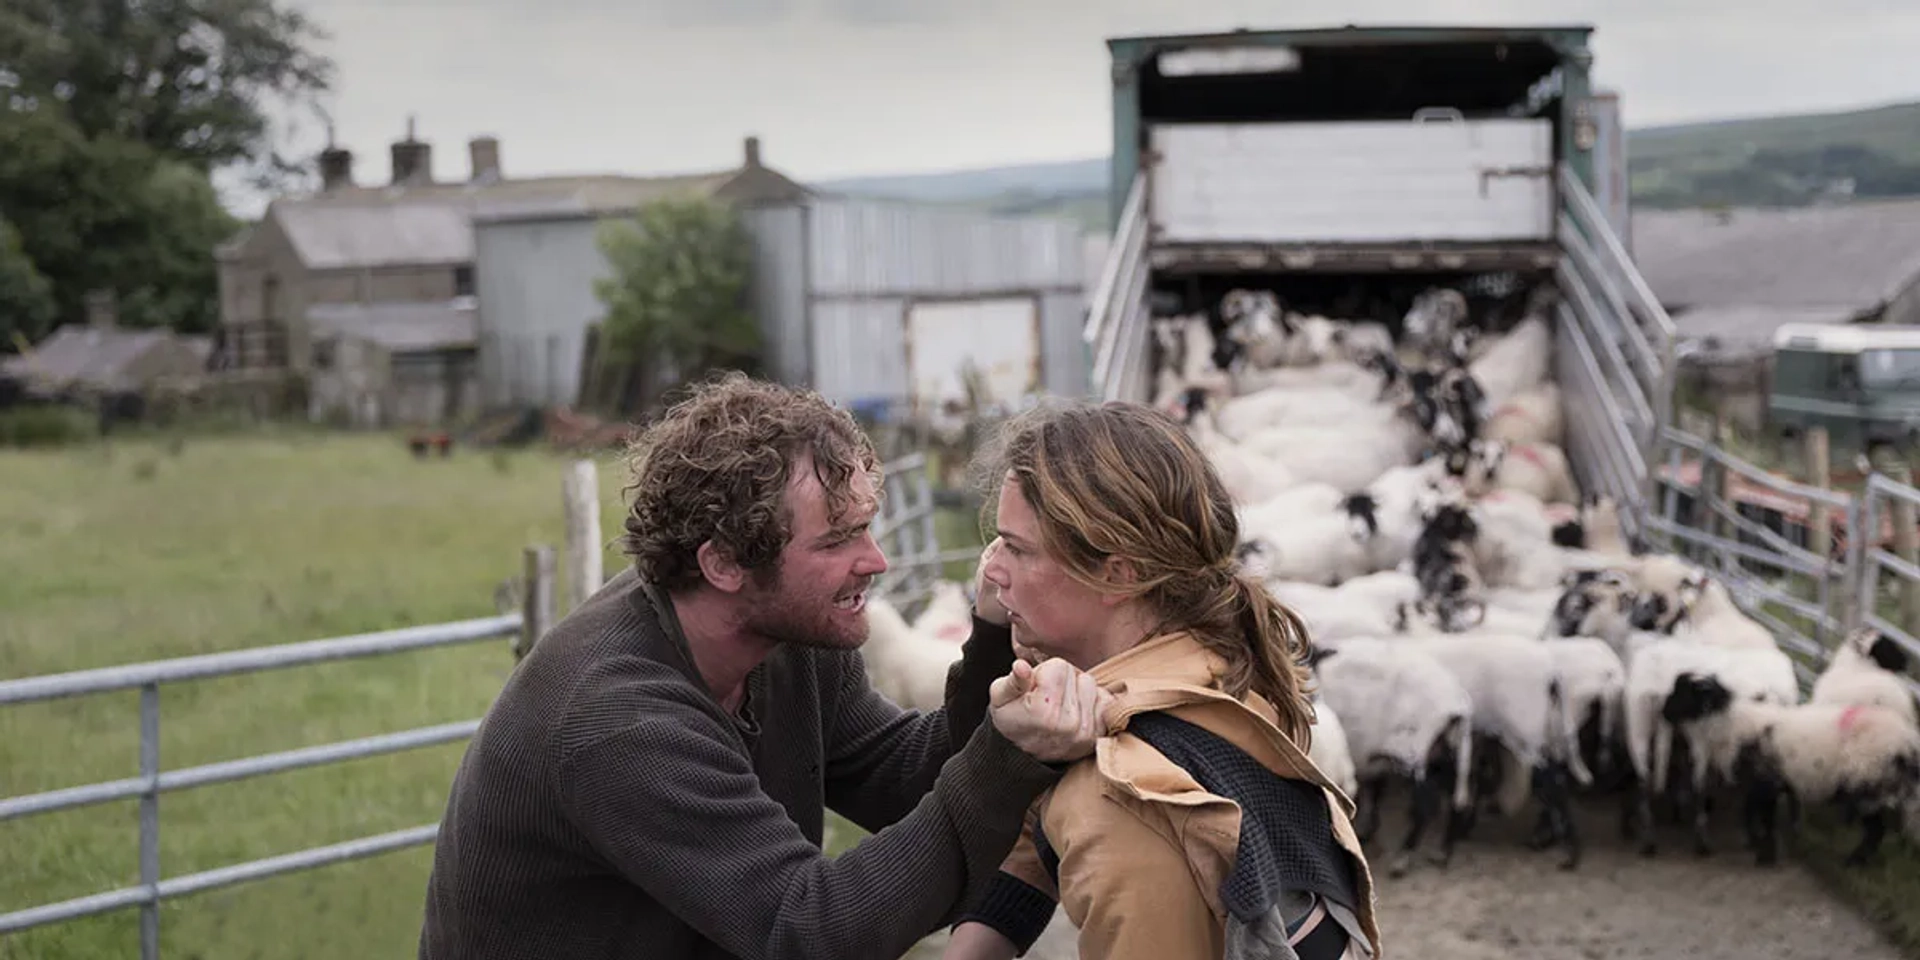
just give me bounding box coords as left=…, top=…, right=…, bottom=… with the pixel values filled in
left=806, top=197, right=1085, bottom=299
left=810, top=299, right=909, bottom=404
left=808, top=291, right=1091, bottom=405
left=473, top=217, right=618, bottom=407
left=1039, top=291, right=1089, bottom=396
left=470, top=194, right=1092, bottom=409
left=798, top=197, right=1090, bottom=405
left=739, top=204, right=812, bottom=386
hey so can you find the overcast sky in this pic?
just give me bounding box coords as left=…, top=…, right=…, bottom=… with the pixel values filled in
left=231, top=0, right=1920, bottom=215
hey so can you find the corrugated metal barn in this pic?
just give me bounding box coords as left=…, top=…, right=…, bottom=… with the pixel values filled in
left=472, top=193, right=1091, bottom=412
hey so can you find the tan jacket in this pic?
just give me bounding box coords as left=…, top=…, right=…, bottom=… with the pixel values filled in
left=996, top=632, right=1383, bottom=960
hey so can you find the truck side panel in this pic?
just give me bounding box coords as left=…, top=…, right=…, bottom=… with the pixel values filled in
left=1148, top=117, right=1556, bottom=245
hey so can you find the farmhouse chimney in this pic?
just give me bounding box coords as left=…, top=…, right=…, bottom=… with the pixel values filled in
left=85, top=289, right=117, bottom=330
left=469, top=136, right=502, bottom=184
left=318, top=145, right=354, bottom=191
left=390, top=116, right=433, bottom=186
left=743, top=135, right=761, bottom=169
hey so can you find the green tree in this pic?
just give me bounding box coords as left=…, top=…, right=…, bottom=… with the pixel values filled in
left=0, top=0, right=336, bottom=191
left=0, top=104, right=237, bottom=338
left=593, top=194, right=762, bottom=413
left=0, top=215, right=56, bottom=349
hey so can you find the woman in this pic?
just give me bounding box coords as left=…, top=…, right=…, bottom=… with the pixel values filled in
left=944, top=398, right=1381, bottom=960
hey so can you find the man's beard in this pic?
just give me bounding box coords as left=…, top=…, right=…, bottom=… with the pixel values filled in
left=740, top=563, right=872, bottom=651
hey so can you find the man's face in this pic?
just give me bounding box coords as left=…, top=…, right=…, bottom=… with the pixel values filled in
left=740, top=456, right=888, bottom=650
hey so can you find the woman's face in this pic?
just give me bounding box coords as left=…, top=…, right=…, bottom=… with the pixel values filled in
left=980, top=472, right=1113, bottom=669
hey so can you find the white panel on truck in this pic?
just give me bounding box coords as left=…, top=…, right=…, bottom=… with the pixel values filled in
left=905, top=297, right=1040, bottom=411
left=1148, top=117, right=1555, bottom=244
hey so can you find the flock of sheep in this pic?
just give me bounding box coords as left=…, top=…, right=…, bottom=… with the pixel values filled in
left=857, top=277, right=1920, bottom=897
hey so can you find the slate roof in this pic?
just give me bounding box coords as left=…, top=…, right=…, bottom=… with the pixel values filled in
left=0, top=326, right=207, bottom=392
left=1631, top=199, right=1920, bottom=313
left=266, top=169, right=759, bottom=269
left=276, top=202, right=476, bottom=270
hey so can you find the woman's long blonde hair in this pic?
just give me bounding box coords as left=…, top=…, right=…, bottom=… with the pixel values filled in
left=974, top=398, right=1318, bottom=746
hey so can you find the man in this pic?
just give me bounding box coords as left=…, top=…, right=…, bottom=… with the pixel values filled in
left=419, top=372, right=1108, bottom=960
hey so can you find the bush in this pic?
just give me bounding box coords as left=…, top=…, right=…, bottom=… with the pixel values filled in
left=0, top=404, right=98, bottom=447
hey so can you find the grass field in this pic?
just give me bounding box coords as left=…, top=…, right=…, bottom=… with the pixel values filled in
left=0, top=428, right=982, bottom=959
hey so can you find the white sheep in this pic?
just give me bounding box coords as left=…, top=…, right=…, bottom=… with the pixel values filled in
left=1259, top=576, right=1404, bottom=644
left=1178, top=390, right=1301, bottom=506
left=1662, top=671, right=1920, bottom=867
left=1402, top=287, right=1469, bottom=362
left=1214, top=382, right=1397, bottom=441
left=1328, top=319, right=1396, bottom=366
left=910, top=579, right=975, bottom=645
left=1240, top=480, right=1348, bottom=522
left=1631, top=570, right=1780, bottom=652
left=1309, top=694, right=1360, bottom=799
left=860, top=595, right=963, bottom=712
left=1469, top=313, right=1553, bottom=410
left=1237, top=407, right=1429, bottom=493
left=1548, top=569, right=1640, bottom=657
left=1348, top=459, right=1459, bottom=573
left=1395, top=630, right=1592, bottom=869
left=1620, top=635, right=1798, bottom=856
left=1544, top=635, right=1630, bottom=785
left=1310, top=638, right=1477, bottom=876
left=1221, top=290, right=1320, bottom=370
left=1455, top=488, right=1589, bottom=592
left=1810, top=626, right=1919, bottom=728
left=1461, top=439, right=1581, bottom=508
left=1235, top=502, right=1376, bottom=587
left=1228, top=355, right=1390, bottom=398
left=1572, top=494, right=1633, bottom=559
left=1484, top=381, right=1565, bottom=447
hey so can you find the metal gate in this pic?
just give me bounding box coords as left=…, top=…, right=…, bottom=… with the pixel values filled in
left=0, top=453, right=967, bottom=959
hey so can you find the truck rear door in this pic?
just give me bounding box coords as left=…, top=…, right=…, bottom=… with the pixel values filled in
left=1148, top=112, right=1555, bottom=245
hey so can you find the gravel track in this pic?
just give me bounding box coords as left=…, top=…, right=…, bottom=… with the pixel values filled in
left=904, top=796, right=1904, bottom=959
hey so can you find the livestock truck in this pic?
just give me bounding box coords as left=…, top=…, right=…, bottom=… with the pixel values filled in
left=1084, top=24, right=1677, bottom=541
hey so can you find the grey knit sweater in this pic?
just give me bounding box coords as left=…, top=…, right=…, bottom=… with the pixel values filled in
left=417, top=566, right=1060, bottom=960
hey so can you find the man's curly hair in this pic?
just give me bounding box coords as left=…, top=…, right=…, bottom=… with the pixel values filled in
left=621, top=371, right=882, bottom=592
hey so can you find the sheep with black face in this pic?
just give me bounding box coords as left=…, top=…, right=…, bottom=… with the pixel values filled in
left=1662, top=671, right=1920, bottom=867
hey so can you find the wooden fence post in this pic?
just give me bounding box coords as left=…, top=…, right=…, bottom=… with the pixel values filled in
left=518, top=545, right=555, bottom=662
left=1708, top=412, right=1734, bottom=573
left=563, top=460, right=603, bottom=612
left=1804, top=427, right=1832, bottom=560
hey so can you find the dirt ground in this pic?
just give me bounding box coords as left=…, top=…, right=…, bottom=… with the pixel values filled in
left=906, top=799, right=1907, bottom=960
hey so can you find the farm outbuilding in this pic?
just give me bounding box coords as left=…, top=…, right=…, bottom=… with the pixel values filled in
left=304, top=299, right=482, bottom=427
left=473, top=165, right=1091, bottom=414
left=1630, top=197, right=1920, bottom=430
left=1632, top=197, right=1920, bottom=357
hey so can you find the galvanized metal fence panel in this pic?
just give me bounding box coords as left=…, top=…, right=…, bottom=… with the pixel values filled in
left=0, top=453, right=961, bottom=959
left=873, top=451, right=977, bottom=616
left=1084, top=173, right=1152, bottom=403
left=1641, top=427, right=1859, bottom=687
left=1554, top=164, right=1676, bottom=545
left=0, top=615, right=522, bottom=957
left=1846, top=473, right=1920, bottom=698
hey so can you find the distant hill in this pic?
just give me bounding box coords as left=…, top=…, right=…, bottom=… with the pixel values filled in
left=816, top=158, right=1111, bottom=232
left=818, top=157, right=1107, bottom=206
left=1628, top=100, right=1920, bottom=208
left=817, top=99, right=1920, bottom=229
